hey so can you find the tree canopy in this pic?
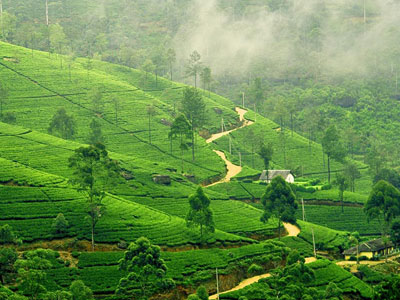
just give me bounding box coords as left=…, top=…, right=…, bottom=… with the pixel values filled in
left=260, top=176, right=298, bottom=239
left=186, top=187, right=215, bottom=238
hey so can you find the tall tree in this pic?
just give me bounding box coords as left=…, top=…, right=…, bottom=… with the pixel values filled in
left=186, top=51, right=202, bottom=88
left=200, top=66, right=212, bottom=97
left=258, top=142, right=274, bottom=179
left=0, top=12, right=16, bottom=42
left=113, top=98, right=119, bottom=126
left=49, top=23, right=66, bottom=68
left=322, top=125, right=345, bottom=183
left=169, top=114, right=192, bottom=172
left=88, top=118, right=104, bottom=145
left=349, top=231, right=361, bottom=265
left=334, top=173, right=348, bottom=213
left=0, top=82, right=8, bottom=117
left=87, top=87, right=104, bottom=115
left=251, top=78, right=264, bottom=111
left=166, top=48, right=176, bottom=81
left=186, top=187, right=215, bottom=237
left=181, top=87, right=206, bottom=161
left=48, top=108, right=76, bottom=140
left=146, top=105, right=156, bottom=144
left=344, top=162, right=361, bottom=192
left=260, top=176, right=298, bottom=239
left=365, top=180, right=400, bottom=261
left=68, top=144, right=121, bottom=251
left=0, top=247, right=17, bottom=284
left=69, top=280, right=93, bottom=300
left=152, top=50, right=166, bottom=88
left=116, top=237, right=175, bottom=299
left=142, top=59, right=155, bottom=84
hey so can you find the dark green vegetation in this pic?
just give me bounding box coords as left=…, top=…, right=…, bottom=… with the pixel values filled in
left=219, top=259, right=373, bottom=299
left=1, top=0, right=400, bottom=295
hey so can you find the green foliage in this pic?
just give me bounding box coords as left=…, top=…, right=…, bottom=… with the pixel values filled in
left=365, top=180, right=400, bottom=237
left=390, top=220, right=400, bottom=247
left=247, top=263, right=263, bottom=275
left=48, top=108, right=76, bottom=140
left=286, top=250, right=305, bottom=265
left=186, top=51, right=202, bottom=88
left=52, top=213, right=69, bottom=234
left=374, top=168, right=400, bottom=190
left=116, top=237, right=175, bottom=299
left=69, top=280, right=93, bottom=300
left=0, top=224, right=17, bottom=244
left=0, top=247, right=17, bottom=284
left=181, top=87, right=206, bottom=160
left=68, top=143, right=121, bottom=250
left=196, top=285, right=209, bottom=300
left=372, top=275, right=400, bottom=300
left=88, top=119, right=104, bottom=145
left=1, top=111, right=16, bottom=124
left=186, top=187, right=215, bottom=237
left=322, top=125, right=346, bottom=183
left=258, top=142, right=273, bottom=171
left=261, top=176, right=298, bottom=238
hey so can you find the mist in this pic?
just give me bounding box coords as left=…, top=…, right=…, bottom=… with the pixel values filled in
left=174, top=0, right=400, bottom=81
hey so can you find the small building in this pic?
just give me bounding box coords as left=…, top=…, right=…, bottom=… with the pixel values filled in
left=259, top=170, right=295, bottom=184
left=343, top=238, right=395, bottom=260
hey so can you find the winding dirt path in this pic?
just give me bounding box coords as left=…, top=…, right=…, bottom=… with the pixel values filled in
left=283, top=222, right=300, bottom=237
left=209, top=253, right=315, bottom=300
left=207, top=150, right=242, bottom=187
left=205, top=107, right=254, bottom=187
left=206, top=107, right=254, bottom=144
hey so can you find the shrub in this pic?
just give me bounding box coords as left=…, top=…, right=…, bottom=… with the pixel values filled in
left=321, top=184, right=332, bottom=190
left=1, top=112, right=16, bottom=124
left=52, top=213, right=69, bottom=234
left=349, top=256, right=357, bottom=261
left=310, top=179, right=321, bottom=186
left=71, top=251, right=81, bottom=258
left=0, top=224, right=17, bottom=244
left=248, top=263, right=263, bottom=275
left=306, top=187, right=316, bottom=193
left=359, top=256, right=369, bottom=261
left=196, top=286, right=209, bottom=300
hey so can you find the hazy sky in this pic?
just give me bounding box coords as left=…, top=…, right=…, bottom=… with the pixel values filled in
left=174, top=0, right=400, bottom=79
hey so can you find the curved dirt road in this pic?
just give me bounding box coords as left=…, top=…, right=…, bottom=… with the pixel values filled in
left=206, top=107, right=254, bottom=144
left=209, top=253, right=315, bottom=300
left=207, top=151, right=242, bottom=187
left=283, top=222, right=300, bottom=237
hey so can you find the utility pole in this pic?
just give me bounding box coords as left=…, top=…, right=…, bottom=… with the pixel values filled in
left=46, top=0, right=49, bottom=26
left=229, top=135, right=232, bottom=154
left=302, top=198, right=305, bottom=221
left=242, top=92, right=245, bottom=108
left=363, top=0, right=366, bottom=35
left=221, top=117, right=224, bottom=133
left=46, top=0, right=50, bottom=54
left=239, top=152, right=242, bottom=167
left=0, top=0, right=4, bottom=40
left=312, top=228, right=316, bottom=258
left=216, top=268, right=220, bottom=300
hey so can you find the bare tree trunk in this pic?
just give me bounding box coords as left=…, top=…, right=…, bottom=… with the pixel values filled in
left=91, top=220, right=95, bottom=252
left=327, top=155, right=331, bottom=183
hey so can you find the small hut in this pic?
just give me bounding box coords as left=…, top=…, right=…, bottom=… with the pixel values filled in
left=343, top=238, right=395, bottom=260
left=259, top=170, right=294, bottom=183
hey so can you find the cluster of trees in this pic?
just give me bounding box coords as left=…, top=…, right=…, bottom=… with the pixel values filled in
left=365, top=179, right=400, bottom=261
left=0, top=248, right=93, bottom=299
left=169, top=87, right=206, bottom=170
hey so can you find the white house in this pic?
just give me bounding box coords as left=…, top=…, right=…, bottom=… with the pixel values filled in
left=259, top=170, right=295, bottom=183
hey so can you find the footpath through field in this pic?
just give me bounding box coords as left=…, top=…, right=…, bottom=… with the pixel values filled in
left=205, top=107, right=254, bottom=187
